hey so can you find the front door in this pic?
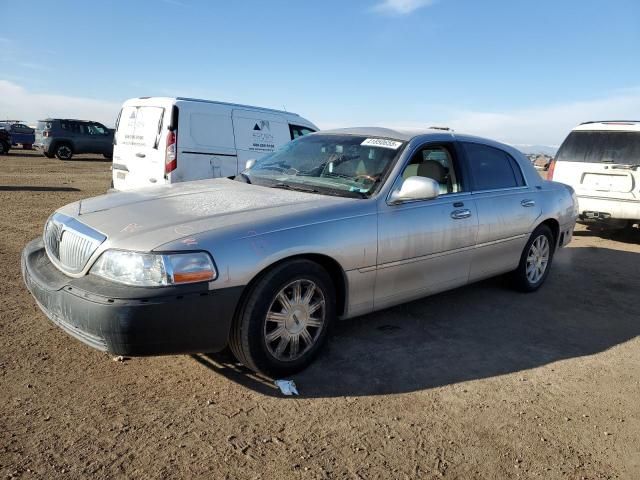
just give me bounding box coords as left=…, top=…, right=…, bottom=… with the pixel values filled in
left=375, top=142, right=478, bottom=309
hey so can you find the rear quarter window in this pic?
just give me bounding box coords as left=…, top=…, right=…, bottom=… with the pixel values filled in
left=463, top=142, right=524, bottom=191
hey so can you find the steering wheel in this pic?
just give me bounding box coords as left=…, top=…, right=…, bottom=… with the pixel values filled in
left=354, top=174, right=377, bottom=184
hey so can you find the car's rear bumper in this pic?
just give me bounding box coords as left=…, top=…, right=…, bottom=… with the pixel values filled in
left=21, top=238, right=243, bottom=356
left=576, top=195, right=640, bottom=222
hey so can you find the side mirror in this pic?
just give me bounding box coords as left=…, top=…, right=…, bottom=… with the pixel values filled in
left=245, top=159, right=257, bottom=170
left=389, top=176, right=439, bottom=204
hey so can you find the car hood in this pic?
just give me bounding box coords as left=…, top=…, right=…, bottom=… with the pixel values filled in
left=57, top=178, right=351, bottom=251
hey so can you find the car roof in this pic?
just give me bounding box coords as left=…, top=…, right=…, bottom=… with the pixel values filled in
left=39, top=118, right=99, bottom=123
left=318, top=127, right=520, bottom=154
left=320, top=127, right=456, bottom=142
left=574, top=120, right=640, bottom=132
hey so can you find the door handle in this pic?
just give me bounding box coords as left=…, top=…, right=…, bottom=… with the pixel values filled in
left=451, top=209, right=472, bottom=220
left=136, top=153, right=146, bottom=158
left=521, top=199, right=536, bottom=207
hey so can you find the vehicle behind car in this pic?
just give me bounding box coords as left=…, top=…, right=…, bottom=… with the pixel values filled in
left=0, top=128, right=11, bottom=154
left=34, top=119, right=114, bottom=160
left=0, top=121, right=35, bottom=149
left=551, top=121, right=640, bottom=228
left=111, top=97, right=317, bottom=190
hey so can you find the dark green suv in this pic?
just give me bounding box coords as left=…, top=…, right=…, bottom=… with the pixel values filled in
left=35, top=119, right=114, bottom=160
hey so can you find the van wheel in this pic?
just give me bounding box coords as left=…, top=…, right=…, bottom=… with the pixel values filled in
left=512, top=224, right=555, bottom=292
left=229, top=259, right=335, bottom=377
left=55, top=144, right=73, bottom=160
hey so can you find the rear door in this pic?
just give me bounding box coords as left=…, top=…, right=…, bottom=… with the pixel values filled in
left=232, top=110, right=291, bottom=168
left=553, top=131, right=640, bottom=202
left=462, top=142, right=542, bottom=281
left=113, top=105, right=166, bottom=189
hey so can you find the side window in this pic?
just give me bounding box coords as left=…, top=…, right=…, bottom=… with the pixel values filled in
left=289, top=124, right=315, bottom=140
left=401, top=144, right=461, bottom=194
left=87, top=123, right=107, bottom=135
left=463, top=143, right=524, bottom=191
left=60, top=121, right=69, bottom=131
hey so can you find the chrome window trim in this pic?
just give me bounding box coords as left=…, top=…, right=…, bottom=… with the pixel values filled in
left=470, top=186, right=531, bottom=195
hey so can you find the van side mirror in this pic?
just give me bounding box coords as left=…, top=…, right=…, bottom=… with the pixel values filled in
left=389, top=176, right=439, bottom=204
left=245, top=159, right=257, bottom=170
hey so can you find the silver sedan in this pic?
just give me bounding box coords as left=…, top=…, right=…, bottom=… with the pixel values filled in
left=22, top=127, right=578, bottom=376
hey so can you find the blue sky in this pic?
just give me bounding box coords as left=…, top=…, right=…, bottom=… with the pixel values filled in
left=1, top=0, right=639, bottom=145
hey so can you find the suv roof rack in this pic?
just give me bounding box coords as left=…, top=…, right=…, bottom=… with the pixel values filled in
left=429, top=126, right=453, bottom=131
left=579, top=120, right=640, bottom=125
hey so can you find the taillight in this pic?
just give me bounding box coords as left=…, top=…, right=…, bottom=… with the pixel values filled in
left=547, top=159, right=556, bottom=180
left=165, top=130, right=177, bottom=175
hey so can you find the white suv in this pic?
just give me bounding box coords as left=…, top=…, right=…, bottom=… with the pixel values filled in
left=551, top=121, right=640, bottom=228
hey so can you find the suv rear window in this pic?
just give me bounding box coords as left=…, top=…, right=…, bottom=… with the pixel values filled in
left=556, top=131, right=640, bottom=165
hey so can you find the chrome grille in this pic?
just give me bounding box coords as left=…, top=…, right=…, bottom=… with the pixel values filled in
left=44, top=213, right=106, bottom=275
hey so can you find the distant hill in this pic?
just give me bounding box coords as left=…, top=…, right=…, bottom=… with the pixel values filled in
left=512, top=144, right=558, bottom=156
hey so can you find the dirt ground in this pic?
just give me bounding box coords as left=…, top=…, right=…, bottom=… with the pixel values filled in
left=1, top=150, right=639, bottom=479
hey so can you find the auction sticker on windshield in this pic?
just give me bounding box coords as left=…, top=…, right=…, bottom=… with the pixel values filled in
left=361, top=138, right=403, bottom=150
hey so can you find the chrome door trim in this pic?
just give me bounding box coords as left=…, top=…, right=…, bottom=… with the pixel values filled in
left=372, top=233, right=526, bottom=271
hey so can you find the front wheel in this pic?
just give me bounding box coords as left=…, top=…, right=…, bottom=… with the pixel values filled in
left=512, top=224, right=555, bottom=292
left=55, top=144, right=73, bottom=160
left=229, top=259, right=335, bottom=377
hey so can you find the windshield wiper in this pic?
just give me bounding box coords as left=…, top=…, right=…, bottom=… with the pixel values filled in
left=271, top=182, right=319, bottom=194
left=234, top=172, right=252, bottom=183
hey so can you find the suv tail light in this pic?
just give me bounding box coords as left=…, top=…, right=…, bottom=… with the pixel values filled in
left=165, top=130, right=177, bottom=175
left=547, top=159, right=556, bottom=180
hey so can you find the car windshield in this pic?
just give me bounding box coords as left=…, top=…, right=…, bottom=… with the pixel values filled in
left=241, top=134, right=405, bottom=198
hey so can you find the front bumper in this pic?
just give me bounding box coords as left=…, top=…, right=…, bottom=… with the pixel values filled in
left=21, top=238, right=243, bottom=356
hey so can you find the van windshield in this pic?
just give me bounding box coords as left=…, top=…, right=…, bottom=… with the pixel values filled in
left=556, top=131, right=640, bottom=165
left=241, top=134, right=405, bottom=198
left=115, top=106, right=165, bottom=149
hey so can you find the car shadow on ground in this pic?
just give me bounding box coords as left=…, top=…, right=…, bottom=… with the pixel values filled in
left=193, top=246, right=640, bottom=398
left=5, top=151, right=111, bottom=163
left=574, top=225, right=640, bottom=245
left=0, top=185, right=81, bottom=192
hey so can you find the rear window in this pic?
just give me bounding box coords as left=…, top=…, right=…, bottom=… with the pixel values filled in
left=556, top=131, right=640, bottom=165
left=463, top=142, right=524, bottom=191
left=116, top=106, right=165, bottom=148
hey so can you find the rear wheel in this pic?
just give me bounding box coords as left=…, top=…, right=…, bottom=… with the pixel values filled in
left=43, top=152, right=55, bottom=159
left=229, top=259, right=335, bottom=377
left=512, top=224, right=555, bottom=292
left=55, top=144, right=73, bottom=160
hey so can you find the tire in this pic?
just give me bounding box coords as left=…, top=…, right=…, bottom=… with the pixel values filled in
left=103, top=153, right=113, bottom=160
left=229, top=259, right=336, bottom=377
left=0, top=142, right=8, bottom=155
left=512, top=224, right=555, bottom=292
left=55, top=144, right=73, bottom=160
left=43, top=152, right=55, bottom=159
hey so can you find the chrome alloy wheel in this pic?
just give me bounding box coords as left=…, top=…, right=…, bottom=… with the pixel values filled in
left=526, top=234, right=550, bottom=284
left=263, top=279, right=326, bottom=362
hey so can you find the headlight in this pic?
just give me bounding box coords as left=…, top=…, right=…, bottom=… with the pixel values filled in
left=91, top=250, right=217, bottom=287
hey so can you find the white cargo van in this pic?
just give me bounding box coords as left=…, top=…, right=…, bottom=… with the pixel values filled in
left=551, top=121, right=640, bottom=228
left=112, top=97, right=317, bottom=190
